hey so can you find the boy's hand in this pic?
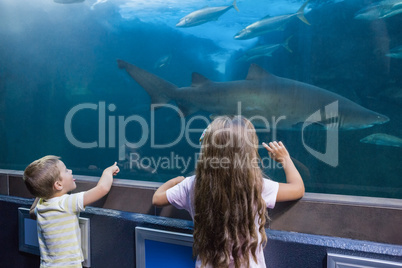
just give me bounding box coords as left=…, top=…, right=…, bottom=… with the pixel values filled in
left=84, top=162, right=119, bottom=207
left=262, top=141, right=290, bottom=164
left=104, top=162, right=120, bottom=176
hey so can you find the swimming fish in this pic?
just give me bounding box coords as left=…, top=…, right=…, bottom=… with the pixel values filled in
left=91, top=0, right=107, bottom=9
left=154, top=54, right=172, bottom=69
left=386, top=45, right=402, bottom=59
left=117, top=59, right=389, bottom=130
left=378, top=86, right=402, bottom=105
left=53, top=0, right=85, bottom=4
left=234, top=0, right=310, bottom=40
left=360, top=133, right=402, bottom=147
left=354, top=0, right=402, bottom=20
left=176, top=0, right=239, bottom=28
left=237, top=36, right=293, bottom=62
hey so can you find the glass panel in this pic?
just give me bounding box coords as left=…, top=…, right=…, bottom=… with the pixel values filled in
left=1, top=0, right=401, bottom=198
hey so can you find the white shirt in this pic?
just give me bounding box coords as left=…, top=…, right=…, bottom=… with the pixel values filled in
left=167, top=175, right=279, bottom=268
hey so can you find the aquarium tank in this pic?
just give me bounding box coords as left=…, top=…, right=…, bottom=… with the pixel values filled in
left=0, top=0, right=401, bottom=199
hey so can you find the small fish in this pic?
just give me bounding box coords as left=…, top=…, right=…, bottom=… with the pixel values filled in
left=91, top=0, right=107, bottom=10
left=88, top=165, right=98, bottom=170
left=378, top=86, right=402, bottom=105
left=360, top=133, right=402, bottom=148
left=237, top=36, right=293, bottom=62
left=176, top=0, right=239, bottom=28
left=154, top=54, right=172, bottom=69
left=234, top=0, right=310, bottom=40
left=386, top=45, right=402, bottom=59
left=54, top=0, right=85, bottom=4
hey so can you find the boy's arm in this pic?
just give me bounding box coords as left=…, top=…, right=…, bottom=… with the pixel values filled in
left=29, top=197, right=39, bottom=220
left=152, top=176, right=185, bottom=207
left=263, top=141, right=305, bottom=202
left=84, top=162, right=119, bottom=207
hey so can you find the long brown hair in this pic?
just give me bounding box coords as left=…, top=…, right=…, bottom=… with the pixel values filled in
left=194, top=116, right=267, bottom=268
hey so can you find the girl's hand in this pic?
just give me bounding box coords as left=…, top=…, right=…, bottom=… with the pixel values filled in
left=262, top=141, right=290, bottom=164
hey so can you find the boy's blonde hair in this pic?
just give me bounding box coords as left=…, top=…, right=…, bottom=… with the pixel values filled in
left=23, top=155, right=61, bottom=199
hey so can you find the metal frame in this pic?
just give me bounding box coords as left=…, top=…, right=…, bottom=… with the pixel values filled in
left=327, top=252, right=402, bottom=268
left=18, top=207, right=40, bottom=255
left=135, top=227, right=194, bottom=268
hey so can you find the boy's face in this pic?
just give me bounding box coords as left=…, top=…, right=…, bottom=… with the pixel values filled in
left=57, top=160, right=76, bottom=193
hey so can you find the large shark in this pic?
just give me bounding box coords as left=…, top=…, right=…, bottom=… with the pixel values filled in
left=117, top=59, right=389, bottom=130
left=176, top=0, right=239, bottom=28
left=234, top=0, right=310, bottom=40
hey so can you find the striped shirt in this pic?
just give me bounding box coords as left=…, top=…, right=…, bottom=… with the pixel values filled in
left=35, top=192, right=85, bottom=268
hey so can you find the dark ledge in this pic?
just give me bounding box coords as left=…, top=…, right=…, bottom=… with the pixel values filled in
left=1, top=169, right=401, bottom=245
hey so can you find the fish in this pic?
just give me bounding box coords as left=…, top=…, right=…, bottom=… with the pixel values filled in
left=234, top=0, right=310, bottom=40
left=360, top=133, right=402, bottom=147
left=354, top=0, right=402, bottom=20
left=154, top=54, right=172, bottom=69
left=237, top=36, right=293, bottom=62
left=176, top=0, right=239, bottom=28
left=54, top=0, right=85, bottom=4
left=386, top=45, right=402, bottom=58
left=91, top=0, right=107, bottom=10
left=378, top=86, right=402, bottom=105
left=117, top=59, right=389, bottom=130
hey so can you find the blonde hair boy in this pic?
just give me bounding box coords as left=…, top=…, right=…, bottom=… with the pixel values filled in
left=23, top=155, right=119, bottom=268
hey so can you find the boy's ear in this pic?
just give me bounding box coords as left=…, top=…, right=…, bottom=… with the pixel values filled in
left=54, top=180, right=63, bottom=191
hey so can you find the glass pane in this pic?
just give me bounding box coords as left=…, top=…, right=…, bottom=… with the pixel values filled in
left=0, top=0, right=401, bottom=198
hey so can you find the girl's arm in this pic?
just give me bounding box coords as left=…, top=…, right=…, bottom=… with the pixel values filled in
left=263, top=141, right=305, bottom=202
left=152, top=176, right=185, bottom=207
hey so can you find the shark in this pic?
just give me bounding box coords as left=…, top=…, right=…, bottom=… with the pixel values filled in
left=234, top=0, right=310, bottom=40
left=176, top=0, right=239, bottom=28
left=117, top=59, right=389, bottom=130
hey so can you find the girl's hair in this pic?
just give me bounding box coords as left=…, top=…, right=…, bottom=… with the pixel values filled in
left=23, top=155, right=61, bottom=199
left=194, top=116, right=267, bottom=268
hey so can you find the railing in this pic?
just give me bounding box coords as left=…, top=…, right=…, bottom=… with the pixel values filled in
left=1, top=169, right=402, bottom=245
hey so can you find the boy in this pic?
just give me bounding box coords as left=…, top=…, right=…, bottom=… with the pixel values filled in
left=23, top=155, right=119, bottom=267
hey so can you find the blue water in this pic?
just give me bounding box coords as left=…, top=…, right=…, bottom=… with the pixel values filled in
left=0, top=0, right=401, bottom=198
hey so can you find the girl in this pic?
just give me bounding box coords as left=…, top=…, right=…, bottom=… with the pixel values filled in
left=152, top=116, right=304, bottom=268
